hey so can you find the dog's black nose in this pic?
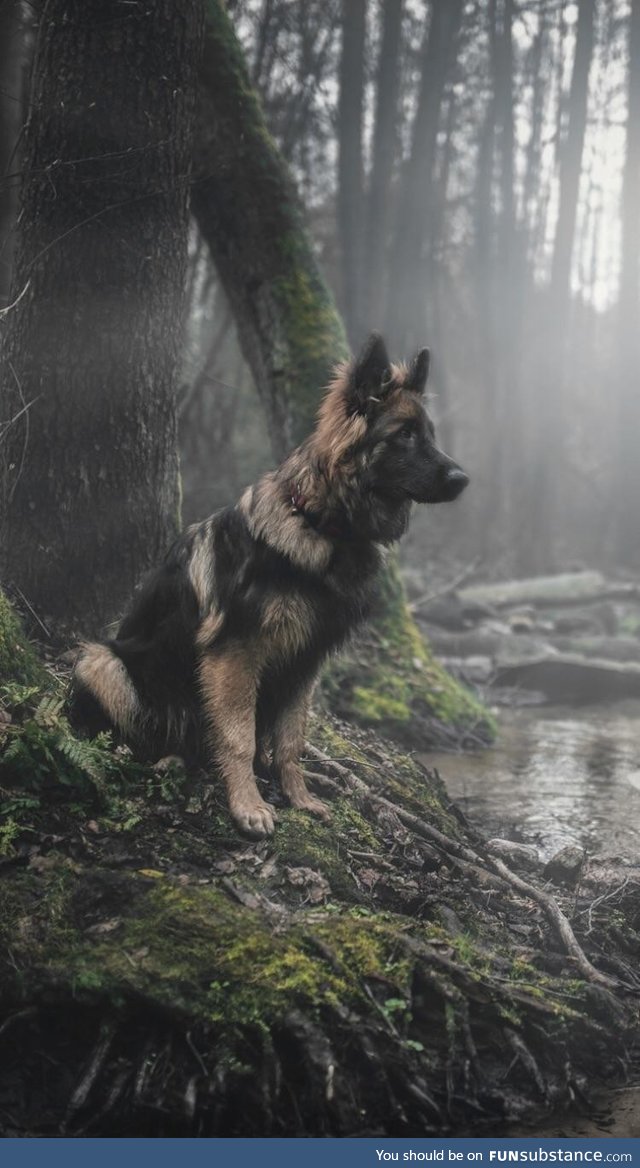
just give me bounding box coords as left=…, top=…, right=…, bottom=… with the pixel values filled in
left=444, top=467, right=469, bottom=500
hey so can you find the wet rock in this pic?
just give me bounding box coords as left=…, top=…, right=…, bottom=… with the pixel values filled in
left=543, top=844, right=586, bottom=888
left=551, top=634, right=640, bottom=664
left=423, top=627, right=550, bottom=663
left=417, top=594, right=469, bottom=630
left=487, top=838, right=541, bottom=873
left=493, top=653, right=640, bottom=702
left=508, top=608, right=537, bottom=634
left=438, top=655, right=493, bottom=684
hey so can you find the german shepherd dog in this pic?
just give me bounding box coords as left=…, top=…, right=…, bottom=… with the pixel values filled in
left=73, top=335, right=468, bottom=838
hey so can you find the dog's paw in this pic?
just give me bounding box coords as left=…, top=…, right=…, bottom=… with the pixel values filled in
left=289, top=792, right=331, bottom=821
left=231, top=798, right=277, bottom=838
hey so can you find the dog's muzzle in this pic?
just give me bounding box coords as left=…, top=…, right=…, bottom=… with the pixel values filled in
left=442, top=466, right=469, bottom=501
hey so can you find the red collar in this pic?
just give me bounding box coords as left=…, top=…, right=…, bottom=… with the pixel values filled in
left=288, top=481, right=349, bottom=541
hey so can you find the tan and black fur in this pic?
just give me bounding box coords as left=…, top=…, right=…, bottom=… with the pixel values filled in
left=73, top=335, right=469, bottom=837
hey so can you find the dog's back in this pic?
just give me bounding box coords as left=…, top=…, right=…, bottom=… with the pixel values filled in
left=73, top=334, right=468, bottom=835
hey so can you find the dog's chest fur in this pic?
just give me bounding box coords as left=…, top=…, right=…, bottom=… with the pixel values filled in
left=206, top=505, right=381, bottom=671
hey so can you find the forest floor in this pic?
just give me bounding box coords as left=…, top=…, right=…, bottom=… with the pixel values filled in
left=1, top=706, right=639, bottom=1135
left=0, top=583, right=639, bottom=1136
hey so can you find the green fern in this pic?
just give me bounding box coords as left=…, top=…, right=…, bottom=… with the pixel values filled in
left=55, top=730, right=109, bottom=785
left=34, top=694, right=66, bottom=728
left=1, top=683, right=41, bottom=710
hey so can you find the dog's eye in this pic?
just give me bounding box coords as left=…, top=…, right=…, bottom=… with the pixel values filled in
left=397, top=423, right=416, bottom=442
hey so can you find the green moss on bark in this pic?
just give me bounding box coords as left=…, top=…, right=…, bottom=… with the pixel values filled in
left=323, top=560, right=495, bottom=747
left=0, top=590, right=48, bottom=688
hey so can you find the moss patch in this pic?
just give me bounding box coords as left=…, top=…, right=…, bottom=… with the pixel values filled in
left=323, top=559, right=495, bottom=748
left=0, top=590, right=48, bottom=688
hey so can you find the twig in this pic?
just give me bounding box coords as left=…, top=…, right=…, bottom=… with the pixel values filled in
left=0, top=279, right=29, bottom=319
left=579, top=876, right=636, bottom=935
left=12, top=584, right=51, bottom=639
left=411, top=557, right=481, bottom=611
left=0, top=1006, right=37, bottom=1040
left=0, top=393, right=40, bottom=440
left=6, top=362, right=31, bottom=503
left=65, top=1022, right=116, bottom=1122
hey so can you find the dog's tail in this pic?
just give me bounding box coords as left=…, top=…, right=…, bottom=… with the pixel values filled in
left=71, top=641, right=142, bottom=740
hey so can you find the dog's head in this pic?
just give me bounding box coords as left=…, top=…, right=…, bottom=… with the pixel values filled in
left=315, top=334, right=469, bottom=515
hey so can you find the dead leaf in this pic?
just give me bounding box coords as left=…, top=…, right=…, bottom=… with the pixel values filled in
left=285, top=866, right=331, bottom=904
left=86, top=917, right=122, bottom=936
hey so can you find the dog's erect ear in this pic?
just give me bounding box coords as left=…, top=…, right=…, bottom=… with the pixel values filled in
left=349, top=333, right=391, bottom=413
left=408, top=347, right=430, bottom=395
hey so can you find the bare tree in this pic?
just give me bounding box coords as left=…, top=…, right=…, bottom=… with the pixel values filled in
left=387, top=0, right=465, bottom=354
left=614, top=0, right=640, bottom=564
left=337, top=0, right=367, bottom=344
left=523, top=0, right=596, bottom=571
left=363, top=0, right=403, bottom=331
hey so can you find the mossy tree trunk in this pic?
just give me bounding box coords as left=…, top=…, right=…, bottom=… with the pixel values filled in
left=192, top=0, right=492, bottom=746
left=191, top=0, right=346, bottom=460
left=0, top=0, right=204, bottom=636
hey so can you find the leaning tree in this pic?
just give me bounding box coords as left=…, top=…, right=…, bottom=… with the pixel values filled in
left=0, top=0, right=204, bottom=635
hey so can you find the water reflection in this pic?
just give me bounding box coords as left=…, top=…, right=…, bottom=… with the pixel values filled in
left=420, top=701, right=640, bottom=859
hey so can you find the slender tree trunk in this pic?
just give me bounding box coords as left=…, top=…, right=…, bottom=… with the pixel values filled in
left=550, top=0, right=595, bottom=300
left=614, top=0, right=640, bottom=565
left=363, top=0, right=403, bottom=331
left=336, top=0, right=366, bottom=346
left=387, top=0, right=464, bottom=354
left=521, top=4, right=551, bottom=245
left=0, top=0, right=204, bottom=635
left=468, top=1, right=498, bottom=557
left=491, top=0, right=522, bottom=554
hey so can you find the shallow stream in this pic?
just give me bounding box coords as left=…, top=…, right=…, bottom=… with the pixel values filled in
left=423, top=700, right=640, bottom=1137
left=422, top=700, right=640, bottom=861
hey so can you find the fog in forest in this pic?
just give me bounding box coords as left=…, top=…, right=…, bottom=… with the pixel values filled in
left=172, top=0, right=640, bottom=584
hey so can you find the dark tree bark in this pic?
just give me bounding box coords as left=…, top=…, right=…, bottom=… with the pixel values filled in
left=614, top=0, right=640, bottom=564
left=387, top=0, right=464, bottom=354
left=363, top=0, right=403, bottom=332
left=0, top=0, right=204, bottom=634
left=0, top=0, right=25, bottom=306
left=491, top=0, right=520, bottom=539
left=549, top=0, right=596, bottom=303
left=336, top=0, right=367, bottom=345
left=521, top=3, right=551, bottom=242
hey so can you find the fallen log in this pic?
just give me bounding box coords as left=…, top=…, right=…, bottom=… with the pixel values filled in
left=459, top=572, right=639, bottom=611
left=493, top=652, right=640, bottom=703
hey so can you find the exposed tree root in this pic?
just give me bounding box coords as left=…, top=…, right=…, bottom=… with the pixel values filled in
left=0, top=715, right=638, bottom=1135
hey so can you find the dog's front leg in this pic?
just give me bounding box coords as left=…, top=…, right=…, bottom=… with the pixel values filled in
left=198, top=648, right=275, bottom=838
left=273, top=683, right=330, bottom=821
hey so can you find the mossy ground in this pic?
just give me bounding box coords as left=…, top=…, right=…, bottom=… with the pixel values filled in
left=0, top=591, right=636, bottom=1135
left=322, top=559, right=495, bottom=748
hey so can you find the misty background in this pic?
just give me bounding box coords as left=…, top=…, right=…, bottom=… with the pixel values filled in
left=178, top=0, right=639, bottom=582
left=3, top=0, right=639, bottom=582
